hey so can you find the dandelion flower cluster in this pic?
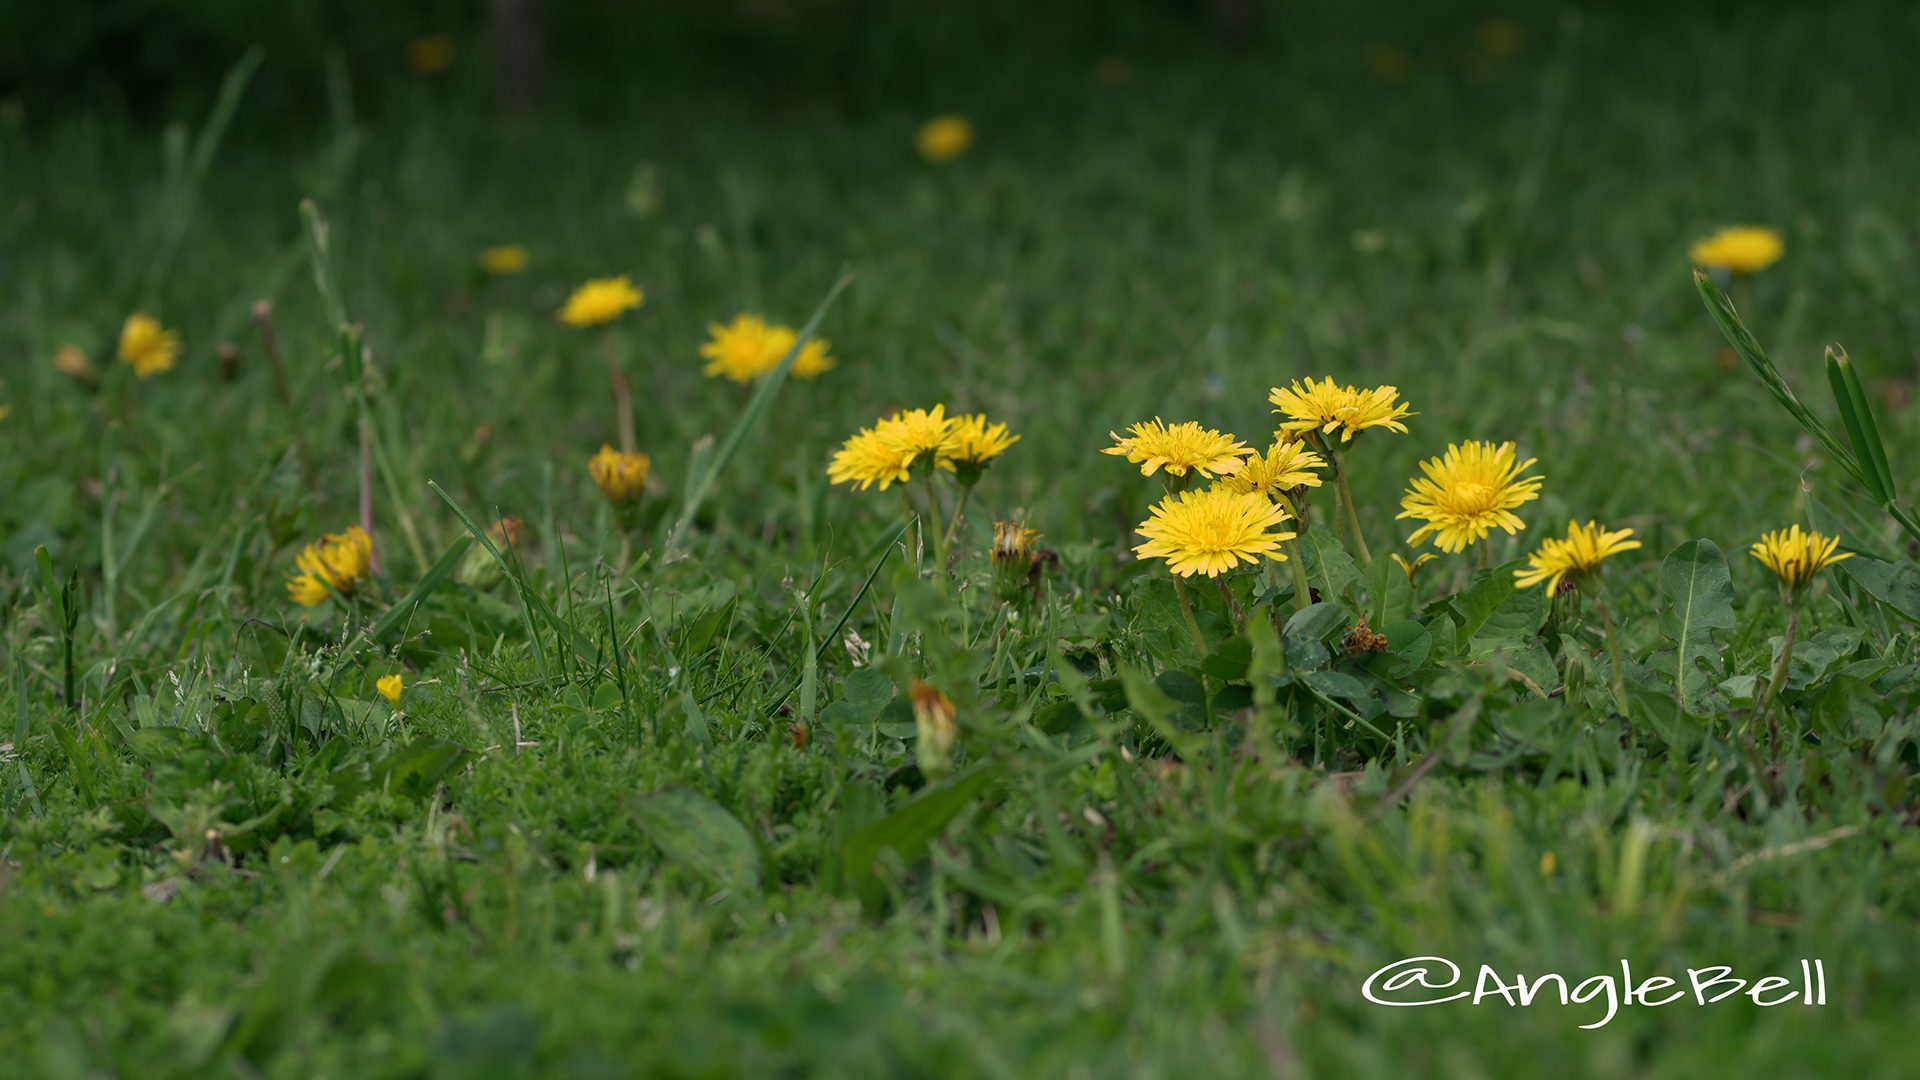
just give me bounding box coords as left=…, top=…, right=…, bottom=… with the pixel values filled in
left=1222, top=439, right=1326, bottom=500
left=589, top=444, right=650, bottom=503
left=1750, top=525, right=1851, bottom=590
left=119, top=314, right=180, bottom=379
left=1133, top=487, right=1296, bottom=578
left=700, top=314, right=835, bottom=382
left=1397, top=439, right=1544, bottom=553
left=1689, top=226, right=1783, bottom=275
left=1104, top=419, right=1251, bottom=479
left=1514, top=520, right=1641, bottom=593
left=1270, top=378, right=1413, bottom=444
left=829, top=405, right=1019, bottom=491
left=287, top=525, right=373, bottom=607
left=559, top=276, right=644, bottom=327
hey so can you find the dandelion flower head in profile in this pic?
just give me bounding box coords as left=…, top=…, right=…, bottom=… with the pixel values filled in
left=916, top=115, right=974, bottom=163
left=1270, top=378, right=1413, bottom=444
left=558, top=276, right=644, bottom=327
left=1134, top=487, right=1297, bottom=579
left=479, top=244, right=528, bottom=275
left=404, top=34, right=456, bottom=75
left=286, top=525, right=374, bottom=606
left=1397, top=439, right=1544, bottom=553
left=828, top=423, right=915, bottom=491
left=700, top=313, right=787, bottom=383
left=945, top=414, right=1020, bottom=478
left=1750, top=525, right=1851, bottom=590
left=1222, top=439, right=1326, bottom=500
left=589, top=444, right=650, bottom=503
left=1103, top=418, right=1251, bottom=479
left=377, top=674, right=405, bottom=705
left=119, top=314, right=180, bottom=379
left=1689, top=226, right=1784, bottom=275
left=1514, top=520, right=1641, bottom=593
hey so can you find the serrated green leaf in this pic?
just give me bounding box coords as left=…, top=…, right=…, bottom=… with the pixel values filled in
left=1658, top=539, right=1735, bottom=714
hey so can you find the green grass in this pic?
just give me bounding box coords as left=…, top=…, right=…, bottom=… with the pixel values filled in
left=5, top=5, right=1920, bottom=1076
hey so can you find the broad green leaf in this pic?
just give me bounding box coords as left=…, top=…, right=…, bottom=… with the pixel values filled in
left=1658, top=539, right=1735, bottom=714
left=839, top=764, right=1000, bottom=885
left=632, top=788, right=762, bottom=892
left=1837, top=555, right=1920, bottom=623
left=1298, top=525, right=1361, bottom=604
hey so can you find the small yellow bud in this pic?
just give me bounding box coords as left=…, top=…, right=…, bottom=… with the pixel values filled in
left=910, top=680, right=957, bottom=778
left=588, top=445, right=650, bottom=504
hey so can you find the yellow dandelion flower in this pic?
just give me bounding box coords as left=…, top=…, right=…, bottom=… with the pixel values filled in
left=945, top=414, right=1020, bottom=470
left=589, top=444, right=650, bottom=503
left=404, top=34, right=456, bottom=75
left=700, top=313, right=787, bottom=382
left=1477, top=18, right=1523, bottom=59
left=1223, top=439, right=1326, bottom=499
left=765, top=325, right=836, bottom=380
left=287, top=525, right=373, bottom=606
left=479, top=244, right=528, bottom=274
left=1103, top=418, right=1251, bottom=479
left=1133, top=487, right=1296, bottom=578
left=1397, top=440, right=1544, bottom=553
left=1750, top=525, right=1851, bottom=590
left=1514, top=520, right=1642, bottom=593
left=828, top=425, right=915, bottom=491
left=916, top=115, right=974, bottom=163
left=1689, top=226, right=1783, bottom=275
left=558, top=276, right=644, bottom=327
left=376, top=674, right=404, bottom=705
left=1270, top=378, right=1413, bottom=444
left=119, top=314, right=180, bottom=379
left=876, top=404, right=960, bottom=465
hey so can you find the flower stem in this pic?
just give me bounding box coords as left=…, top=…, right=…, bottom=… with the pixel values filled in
left=1216, top=575, right=1246, bottom=628
left=1274, top=495, right=1313, bottom=611
left=606, top=330, right=637, bottom=453
left=1753, top=594, right=1800, bottom=760
left=923, top=469, right=947, bottom=590
left=1598, top=595, right=1628, bottom=716
left=1332, top=451, right=1372, bottom=565
left=941, top=480, right=975, bottom=558
left=1172, top=576, right=1207, bottom=656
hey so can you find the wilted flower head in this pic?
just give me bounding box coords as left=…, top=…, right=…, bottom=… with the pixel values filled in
left=1750, top=525, right=1851, bottom=591
left=1397, top=439, right=1543, bottom=553
left=54, top=344, right=96, bottom=383
left=1270, top=378, right=1412, bottom=444
left=287, top=525, right=373, bottom=606
left=1689, top=226, right=1783, bottom=275
left=916, top=115, right=974, bottom=163
left=910, top=680, right=958, bottom=777
left=1133, top=487, right=1295, bottom=578
left=1103, top=418, right=1251, bottom=480
left=589, top=444, right=650, bottom=503
left=1514, top=520, right=1641, bottom=593
left=119, top=314, right=180, bottom=379
left=559, top=276, right=644, bottom=327
left=990, top=520, right=1041, bottom=604
left=479, top=244, right=528, bottom=274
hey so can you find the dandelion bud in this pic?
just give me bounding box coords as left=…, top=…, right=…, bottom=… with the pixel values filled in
left=457, top=516, right=525, bottom=589
left=990, top=520, right=1039, bottom=605
left=588, top=444, right=650, bottom=504
left=910, top=680, right=957, bottom=778
left=52, top=344, right=96, bottom=385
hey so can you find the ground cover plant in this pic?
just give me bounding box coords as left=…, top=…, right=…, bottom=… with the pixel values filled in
left=4, top=2, right=1920, bottom=1075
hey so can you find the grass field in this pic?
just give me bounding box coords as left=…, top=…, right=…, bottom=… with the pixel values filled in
left=4, top=4, right=1920, bottom=1076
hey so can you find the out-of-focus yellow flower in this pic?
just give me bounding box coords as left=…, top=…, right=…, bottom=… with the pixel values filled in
left=1751, top=525, right=1851, bottom=591
left=1478, top=18, right=1524, bottom=59
left=1104, top=419, right=1251, bottom=479
left=1223, top=439, right=1326, bottom=500
left=1397, top=440, right=1544, bottom=553
left=1134, top=487, right=1296, bottom=578
left=589, top=444, right=650, bottom=503
left=766, top=326, right=835, bottom=380
left=1689, top=226, right=1784, bottom=275
left=916, top=115, right=974, bottom=163
left=0, top=403, right=11, bottom=423
left=287, top=525, right=373, bottom=606
left=404, top=34, right=456, bottom=75
left=1514, top=520, right=1641, bottom=593
left=54, top=344, right=96, bottom=382
left=1365, top=43, right=1412, bottom=82
left=119, top=314, right=180, bottom=379
left=559, top=276, right=644, bottom=327
left=376, top=674, right=404, bottom=705
left=479, top=244, right=528, bottom=274
left=700, top=313, right=785, bottom=382
left=910, top=679, right=958, bottom=777
left=1271, top=378, right=1413, bottom=444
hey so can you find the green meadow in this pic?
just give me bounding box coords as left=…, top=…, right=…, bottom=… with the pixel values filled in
left=4, top=3, right=1919, bottom=1075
